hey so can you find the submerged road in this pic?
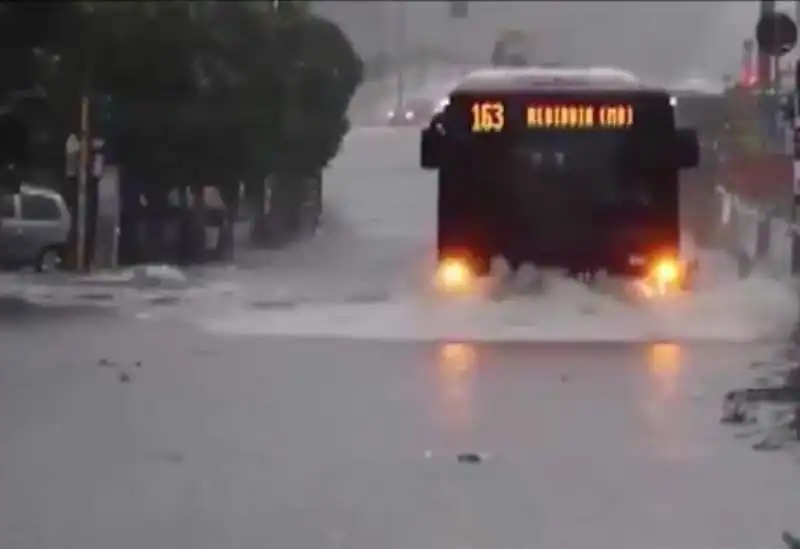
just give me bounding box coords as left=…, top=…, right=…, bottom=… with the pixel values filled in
left=1, top=122, right=799, bottom=549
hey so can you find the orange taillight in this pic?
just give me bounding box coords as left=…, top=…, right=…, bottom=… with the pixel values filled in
left=435, top=257, right=474, bottom=293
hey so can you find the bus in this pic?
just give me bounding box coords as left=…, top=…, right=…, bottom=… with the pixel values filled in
left=420, top=67, right=700, bottom=293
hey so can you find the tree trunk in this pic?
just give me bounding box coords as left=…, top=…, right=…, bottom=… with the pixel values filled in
left=249, top=177, right=269, bottom=246
left=84, top=172, right=99, bottom=269
left=143, top=187, right=168, bottom=264
left=190, top=184, right=207, bottom=264
left=62, top=175, right=79, bottom=270
left=297, top=171, right=322, bottom=238
left=117, top=172, right=141, bottom=266
left=177, top=185, right=192, bottom=266
left=269, top=174, right=297, bottom=246
left=217, top=183, right=239, bottom=261
left=251, top=175, right=294, bottom=249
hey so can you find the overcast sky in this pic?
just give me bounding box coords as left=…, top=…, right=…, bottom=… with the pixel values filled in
left=315, top=1, right=794, bottom=82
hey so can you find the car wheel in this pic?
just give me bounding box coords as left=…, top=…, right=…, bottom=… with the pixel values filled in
left=35, top=246, right=62, bottom=273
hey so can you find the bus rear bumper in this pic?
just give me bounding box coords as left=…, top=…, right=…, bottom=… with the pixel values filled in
left=435, top=245, right=695, bottom=295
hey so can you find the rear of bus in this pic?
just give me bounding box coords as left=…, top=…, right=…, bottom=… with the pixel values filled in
left=422, top=87, right=699, bottom=286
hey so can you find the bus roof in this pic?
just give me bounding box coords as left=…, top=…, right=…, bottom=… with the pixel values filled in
left=452, top=66, right=662, bottom=94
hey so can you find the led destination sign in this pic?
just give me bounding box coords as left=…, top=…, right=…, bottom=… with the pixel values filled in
left=469, top=101, right=635, bottom=133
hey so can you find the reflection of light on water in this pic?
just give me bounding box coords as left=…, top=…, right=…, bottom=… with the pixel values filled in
left=641, top=342, right=696, bottom=460
left=435, top=345, right=480, bottom=546
left=436, top=342, right=477, bottom=437
left=440, top=342, right=476, bottom=377
left=648, top=342, right=681, bottom=392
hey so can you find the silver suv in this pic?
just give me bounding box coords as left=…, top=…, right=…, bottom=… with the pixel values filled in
left=0, top=185, right=70, bottom=272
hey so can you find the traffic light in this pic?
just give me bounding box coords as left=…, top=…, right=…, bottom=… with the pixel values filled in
left=449, top=1, right=468, bottom=18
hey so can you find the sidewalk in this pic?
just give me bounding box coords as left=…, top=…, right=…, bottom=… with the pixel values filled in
left=71, top=264, right=190, bottom=288
left=1, top=264, right=191, bottom=289
left=0, top=264, right=193, bottom=303
left=0, top=264, right=231, bottom=313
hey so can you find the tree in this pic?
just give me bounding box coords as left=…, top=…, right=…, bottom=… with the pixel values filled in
left=254, top=7, right=362, bottom=242
left=201, top=1, right=363, bottom=246
left=0, top=3, right=71, bottom=96
left=0, top=3, right=76, bottom=191
left=4, top=1, right=363, bottom=265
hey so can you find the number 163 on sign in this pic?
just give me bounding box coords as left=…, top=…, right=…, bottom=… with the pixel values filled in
left=470, top=101, right=505, bottom=133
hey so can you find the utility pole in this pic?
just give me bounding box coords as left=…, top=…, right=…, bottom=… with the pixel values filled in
left=76, top=94, right=90, bottom=271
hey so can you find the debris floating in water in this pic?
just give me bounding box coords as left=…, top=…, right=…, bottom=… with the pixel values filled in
left=457, top=453, right=482, bottom=464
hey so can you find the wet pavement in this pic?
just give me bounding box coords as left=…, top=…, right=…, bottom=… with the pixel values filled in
left=1, top=314, right=799, bottom=549
left=1, top=120, right=800, bottom=549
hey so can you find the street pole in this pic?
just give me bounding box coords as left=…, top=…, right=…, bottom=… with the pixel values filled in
left=395, top=1, right=406, bottom=111
left=759, top=0, right=776, bottom=91
left=76, top=94, right=90, bottom=271
left=792, top=1, right=800, bottom=276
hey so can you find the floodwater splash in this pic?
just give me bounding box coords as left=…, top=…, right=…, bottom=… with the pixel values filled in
left=199, top=260, right=798, bottom=343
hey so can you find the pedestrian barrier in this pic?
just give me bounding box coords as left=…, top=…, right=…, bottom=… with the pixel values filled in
left=715, top=185, right=796, bottom=280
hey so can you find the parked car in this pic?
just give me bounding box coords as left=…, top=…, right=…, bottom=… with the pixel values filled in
left=0, top=185, right=70, bottom=272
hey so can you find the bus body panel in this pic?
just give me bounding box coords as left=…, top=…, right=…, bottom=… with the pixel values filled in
left=430, top=71, right=689, bottom=277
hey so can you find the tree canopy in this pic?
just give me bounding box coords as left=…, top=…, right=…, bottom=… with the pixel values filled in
left=0, top=1, right=363, bottom=199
